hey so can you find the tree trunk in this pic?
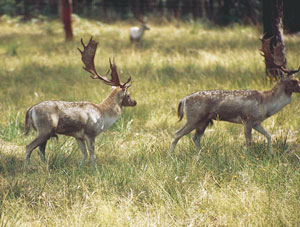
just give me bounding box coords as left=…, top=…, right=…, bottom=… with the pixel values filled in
left=283, top=1, right=300, bottom=34
left=262, top=0, right=285, bottom=81
left=200, top=0, right=206, bottom=18
left=206, top=0, right=214, bottom=20
left=23, top=0, right=35, bottom=20
left=61, top=0, right=73, bottom=41
left=166, top=0, right=181, bottom=20
left=218, top=0, right=233, bottom=25
left=48, top=0, right=58, bottom=15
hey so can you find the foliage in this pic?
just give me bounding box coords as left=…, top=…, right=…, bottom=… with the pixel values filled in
left=1, top=18, right=300, bottom=225
left=1, top=0, right=299, bottom=32
left=0, top=0, right=262, bottom=25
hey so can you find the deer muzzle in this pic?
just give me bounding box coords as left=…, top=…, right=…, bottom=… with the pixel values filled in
left=122, top=98, right=137, bottom=107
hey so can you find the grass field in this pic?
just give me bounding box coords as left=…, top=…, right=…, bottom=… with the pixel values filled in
left=1, top=15, right=300, bottom=226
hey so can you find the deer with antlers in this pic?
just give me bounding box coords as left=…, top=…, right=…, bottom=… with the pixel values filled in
left=130, top=16, right=150, bottom=43
left=169, top=37, right=300, bottom=154
left=24, top=37, right=136, bottom=168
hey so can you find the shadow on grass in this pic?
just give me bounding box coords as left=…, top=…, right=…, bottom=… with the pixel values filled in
left=1, top=132, right=300, bottom=209
left=0, top=152, right=24, bottom=176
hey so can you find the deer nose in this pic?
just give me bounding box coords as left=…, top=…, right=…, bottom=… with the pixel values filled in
left=133, top=100, right=137, bottom=106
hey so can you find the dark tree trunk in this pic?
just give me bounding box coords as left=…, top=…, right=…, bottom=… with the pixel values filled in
left=166, top=0, right=181, bottom=19
left=61, top=0, right=73, bottom=41
left=262, top=0, right=285, bottom=81
left=218, top=0, right=233, bottom=25
left=283, top=0, right=300, bottom=34
left=243, top=0, right=257, bottom=24
left=206, top=0, right=214, bottom=20
left=24, top=0, right=35, bottom=20
left=156, top=0, right=164, bottom=17
left=73, top=0, right=84, bottom=15
left=48, top=0, right=58, bottom=15
left=200, top=0, right=206, bottom=18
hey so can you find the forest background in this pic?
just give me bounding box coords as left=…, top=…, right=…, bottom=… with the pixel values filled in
left=0, top=0, right=300, bottom=33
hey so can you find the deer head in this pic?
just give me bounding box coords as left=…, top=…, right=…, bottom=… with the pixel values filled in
left=133, top=11, right=150, bottom=30
left=140, top=18, right=150, bottom=31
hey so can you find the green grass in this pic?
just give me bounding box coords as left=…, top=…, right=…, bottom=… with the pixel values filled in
left=1, top=16, right=300, bottom=226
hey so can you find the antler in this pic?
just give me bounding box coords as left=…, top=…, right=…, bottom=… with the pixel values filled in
left=108, top=58, right=131, bottom=88
left=260, top=37, right=284, bottom=79
left=279, top=66, right=300, bottom=77
left=132, top=7, right=145, bottom=23
left=260, top=37, right=300, bottom=78
left=78, top=37, right=131, bottom=88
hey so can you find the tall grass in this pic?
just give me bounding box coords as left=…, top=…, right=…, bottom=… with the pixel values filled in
left=1, top=16, right=300, bottom=225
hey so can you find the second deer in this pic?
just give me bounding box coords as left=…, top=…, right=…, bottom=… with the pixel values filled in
left=169, top=38, right=300, bottom=154
left=24, top=37, right=136, bottom=168
left=130, top=17, right=150, bottom=43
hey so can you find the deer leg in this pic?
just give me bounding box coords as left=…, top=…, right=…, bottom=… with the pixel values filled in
left=86, top=137, right=97, bottom=168
left=25, top=134, right=50, bottom=167
left=169, top=123, right=195, bottom=153
left=244, top=123, right=253, bottom=152
left=76, top=138, right=88, bottom=167
left=38, top=141, right=47, bottom=163
left=193, top=120, right=210, bottom=149
left=254, top=124, right=272, bottom=153
left=193, top=130, right=202, bottom=149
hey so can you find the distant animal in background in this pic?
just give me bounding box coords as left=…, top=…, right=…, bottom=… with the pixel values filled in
left=24, top=37, right=136, bottom=168
left=169, top=38, right=300, bottom=154
left=130, top=17, right=150, bottom=43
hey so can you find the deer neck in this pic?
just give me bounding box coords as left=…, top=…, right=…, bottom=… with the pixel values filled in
left=99, top=89, right=123, bottom=117
left=263, top=82, right=291, bottom=116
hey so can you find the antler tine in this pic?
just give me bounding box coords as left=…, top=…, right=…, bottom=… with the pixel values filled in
left=108, top=58, right=132, bottom=88
left=81, top=38, right=86, bottom=48
left=108, top=57, right=121, bottom=87
left=138, top=17, right=144, bottom=23
left=133, top=9, right=144, bottom=23
left=280, top=66, right=300, bottom=76
left=122, top=77, right=132, bottom=88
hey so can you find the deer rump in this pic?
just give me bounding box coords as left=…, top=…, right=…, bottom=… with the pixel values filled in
left=178, top=89, right=265, bottom=125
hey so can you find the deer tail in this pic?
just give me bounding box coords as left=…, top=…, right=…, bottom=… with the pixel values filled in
left=24, top=107, right=32, bottom=135
left=177, top=98, right=186, bottom=122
